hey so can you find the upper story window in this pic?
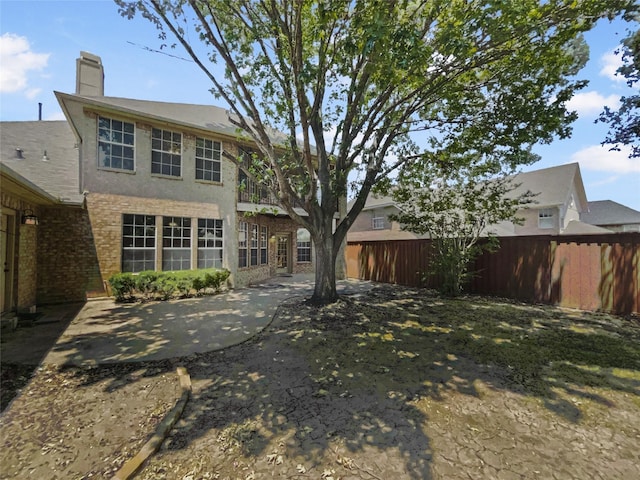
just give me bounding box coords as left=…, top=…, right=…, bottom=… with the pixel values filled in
left=195, top=138, right=222, bottom=182
left=98, top=116, right=135, bottom=171
left=538, top=208, right=555, bottom=229
left=152, top=128, right=182, bottom=177
left=372, top=216, right=385, bottom=230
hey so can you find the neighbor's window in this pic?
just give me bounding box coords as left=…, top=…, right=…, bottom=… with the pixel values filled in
left=98, top=116, right=135, bottom=171
left=197, top=218, right=223, bottom=269
left=260, top=226, right=268, bottom=264
left=152, top=128, right=182, bottom=177
left=250, top=224, right=259, bottom=266
left=296, top=228, right=311, bottom=262
left=122, top=214, right=155, bottom=272
left=195, top=138, right=222, bottom=182
left=372, top=216, right=385, bottom=230
left=162, top=216, right=191, bottom=270
left=538, top=208, right=555, bottom=229
left=238, top=221, right=248, bottom=268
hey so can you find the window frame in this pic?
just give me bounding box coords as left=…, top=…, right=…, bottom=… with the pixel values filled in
left=97, top=116, right=135, bottom=172
left=121, top=214, right=156, bottom=273
left=151, top=127, right=182, bottom=177
left=238, top=221, right=248, bottom=268
left=296, top=228, right=312, bottom=263
left=195, top=137, right=222, bottom=183
left=538, top=208, right=555, bottom=229
left=197, top=218, right=224, bottom=269
left=260, top=226, right=268, bottom=265
left=162, top=216, right=191, bottom=271
left=372, top=216, right=385, bottom=230
left=250, top=224, right=259, bottom=266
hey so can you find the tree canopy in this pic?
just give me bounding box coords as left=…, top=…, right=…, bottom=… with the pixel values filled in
left=116, top=0, right=636, bottom=302
left=598, top=16, right=639, bottom=158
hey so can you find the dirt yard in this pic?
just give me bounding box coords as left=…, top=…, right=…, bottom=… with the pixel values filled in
left=2, top=284, right=639, bottom=479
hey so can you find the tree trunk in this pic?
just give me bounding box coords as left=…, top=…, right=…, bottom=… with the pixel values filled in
left=311, top=227, right=338, bottom=304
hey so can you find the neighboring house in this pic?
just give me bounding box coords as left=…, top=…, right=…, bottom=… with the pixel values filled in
left=1, top=52, right=314, bottom=315
left=580, top=200, right=640, bottom=232
left=348, top=163, right=607, bottom=241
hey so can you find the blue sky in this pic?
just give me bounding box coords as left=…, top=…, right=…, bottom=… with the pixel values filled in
left=1, top=0, right=638, bottom=210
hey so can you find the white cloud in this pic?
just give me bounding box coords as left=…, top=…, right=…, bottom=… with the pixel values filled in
left=566, top=91, right=619, bottom=117
left=570, top=144, right=639, bottom=173
left=600, top=48, right=625, bottom=83
left=0, top=33, right=49, bottom=94
left=588, top=175, right=619, bottom=187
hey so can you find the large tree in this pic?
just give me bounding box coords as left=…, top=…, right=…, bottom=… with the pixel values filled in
left=116, top=0, right=633, bottom=303
left=598, top=17, right=639, bottom=158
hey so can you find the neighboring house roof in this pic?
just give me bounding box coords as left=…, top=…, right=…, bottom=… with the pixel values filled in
left=580, top=200, right=640, bottom=226
left=507, top=162, right=587, bottom=210
left=561, top=220, right=612, bottom=235
left=55, top=92, right=292, bottom=148
left=353, top=163, right=587, bottom=213
left=0, top=121, right=83, bottom=204
left=347, top=229, right=425, bottom=242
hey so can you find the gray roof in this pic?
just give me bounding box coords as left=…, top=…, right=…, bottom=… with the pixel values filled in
left=56, top=92, right=290, bottom=147
left=580, top=200, right=640, bottom=226
left=357, top=162, right=587, bottom=211
left=0, top=121, right=83, bottom=204
left=506, top=163, right=587, bottom=209
left=561, top=220, right=612, bottom=235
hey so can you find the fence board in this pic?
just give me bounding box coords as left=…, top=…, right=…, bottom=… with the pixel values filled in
left=346, top=233, right=640, bottom=315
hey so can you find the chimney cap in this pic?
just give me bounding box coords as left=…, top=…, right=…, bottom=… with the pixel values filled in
left=79, top=51, right=102, bottom=64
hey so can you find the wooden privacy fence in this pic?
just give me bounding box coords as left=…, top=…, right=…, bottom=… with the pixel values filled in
left=346, top=233, right=640, bottom=315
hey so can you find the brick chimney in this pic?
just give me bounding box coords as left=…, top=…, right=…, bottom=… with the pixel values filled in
left=75, top=51, right=104, bottom=96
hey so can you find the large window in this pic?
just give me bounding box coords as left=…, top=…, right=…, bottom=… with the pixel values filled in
left=538, top=208, right=555, bottom=229
left=250, top=224, right=259, bottom=266
left=162, top=216, right=191, bottom=270
left=260, top=226, right=268, bottom=264
left=296, top=228, right=311, bottom=263
left=98, top=116, right=135, bottom=171
left=195, top=138, right=222, bottom=182
left=198, top=218, right=223, bottom=269
left=238, top=221, right=248, bottom=268
left=152, top=128, right=182, bottom=177
left=122, top=214, right=155, bottom=272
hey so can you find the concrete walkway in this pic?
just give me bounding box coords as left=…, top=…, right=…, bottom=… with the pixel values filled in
left=1, top=275, right=373, bottom=366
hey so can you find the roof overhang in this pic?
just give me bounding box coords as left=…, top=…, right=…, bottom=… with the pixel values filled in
left=0, top=163, right=59, bottom=206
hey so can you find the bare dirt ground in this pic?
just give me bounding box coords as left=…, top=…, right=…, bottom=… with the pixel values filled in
left=2, top=284, right=640, bottom=479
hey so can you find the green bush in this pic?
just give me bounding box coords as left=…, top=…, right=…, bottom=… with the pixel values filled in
left=135, top=271, right=160, bottom=299
left=107, top=268, right=230, bottom=302
left=108, top=273, right=136, bottom=301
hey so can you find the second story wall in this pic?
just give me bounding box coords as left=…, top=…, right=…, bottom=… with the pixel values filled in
left=62, top=97, right=238, bottom=212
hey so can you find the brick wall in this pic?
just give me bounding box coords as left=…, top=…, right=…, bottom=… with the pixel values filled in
left=85, top=192, right=237, bottom=286
left=1, top=191, right=39, bottom=311
left=37, top=205, right=103, bottom=304
left=17, top=222, right=37, bottom=311
left=235, top=214, right=314, bottom=286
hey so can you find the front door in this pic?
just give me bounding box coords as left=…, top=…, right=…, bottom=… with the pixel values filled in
left=276, top=234, right=290, bottom=274
left=1, top=212, right=15, bottom=314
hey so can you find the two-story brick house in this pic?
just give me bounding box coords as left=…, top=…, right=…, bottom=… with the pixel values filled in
left=1, top=52, right=314, bottom=314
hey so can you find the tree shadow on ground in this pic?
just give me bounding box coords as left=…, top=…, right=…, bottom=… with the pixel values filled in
left=148, top=285, right=640, bottom=478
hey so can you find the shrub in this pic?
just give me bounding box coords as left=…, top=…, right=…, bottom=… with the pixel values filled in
left=135, top=270, right=160, bottom=299
left=107, top=268, right=230, bottom=302
left=108, top=273, right=136, bottom=301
